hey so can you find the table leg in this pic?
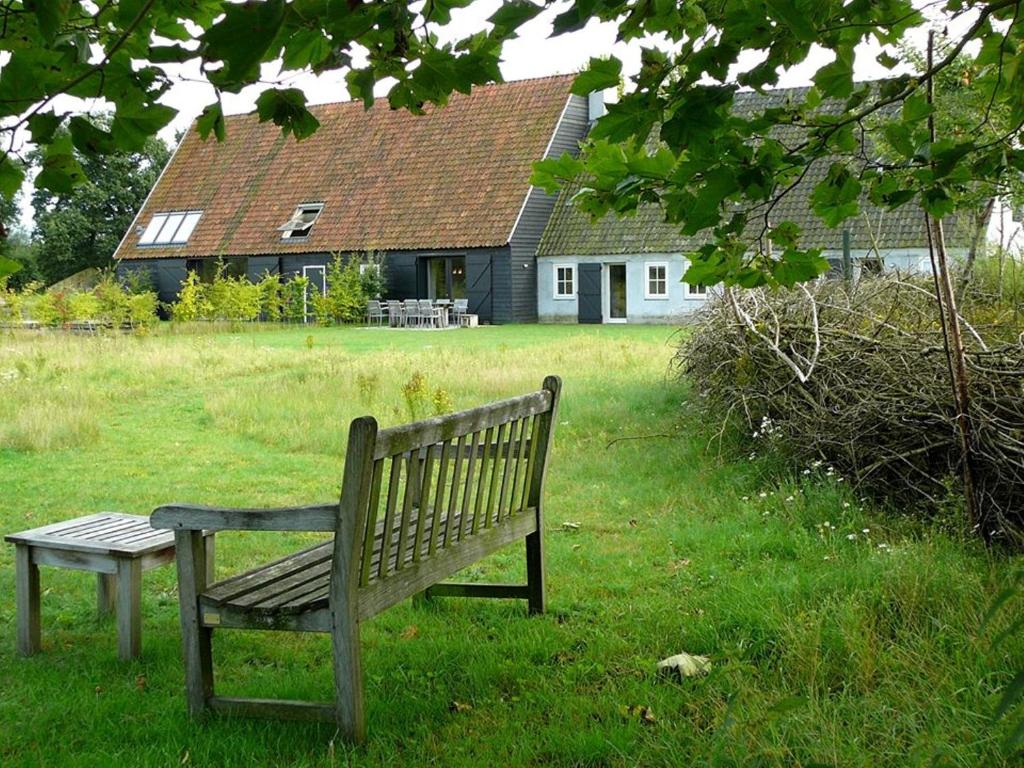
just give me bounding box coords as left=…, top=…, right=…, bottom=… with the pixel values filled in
left=97, top=573, right=116, bottom=617
left=116, top=557, right=142, bottom=660
left=14, top=544, right=41, bottom=656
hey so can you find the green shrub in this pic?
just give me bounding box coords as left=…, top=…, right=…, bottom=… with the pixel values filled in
left=34, top=291, right=71, bottom=327
left=67, top=291, right=101, bottom=321
left=93, top=274, right=130, bottom=327
left=284, top=276, right=309, bottom=323
left=257, top=272, right=286, bottom=322
left=127, top=292, right=158, bottom=328
left=172, top=271, right=210, bottom=322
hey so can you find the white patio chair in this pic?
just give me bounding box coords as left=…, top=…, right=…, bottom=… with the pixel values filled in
left=366, top=300, right=386, bottom=326
left=387, top=300, right=404, bottom=328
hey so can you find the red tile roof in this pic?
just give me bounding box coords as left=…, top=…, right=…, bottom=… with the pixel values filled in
left=115, top=75, right=576, bottom=261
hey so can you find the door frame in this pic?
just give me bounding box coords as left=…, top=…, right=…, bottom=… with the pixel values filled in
left=603, top=262, right=628, bottom=324
left=302, top=264, right=326, bottom=322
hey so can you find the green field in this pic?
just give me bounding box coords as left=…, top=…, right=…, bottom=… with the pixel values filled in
left=0, top=324, right=1020, bottom=767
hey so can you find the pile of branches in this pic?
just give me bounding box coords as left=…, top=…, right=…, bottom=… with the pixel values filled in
left=678, top=273, right=1024, bottom=544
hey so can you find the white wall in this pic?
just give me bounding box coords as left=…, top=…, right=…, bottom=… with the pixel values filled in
left=537, top=254, right=708, bottom=324
left=537, top=248, right=962, bottom=324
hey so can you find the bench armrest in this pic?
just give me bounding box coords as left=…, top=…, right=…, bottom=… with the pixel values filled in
left=151, top=503, right=338, bottom=533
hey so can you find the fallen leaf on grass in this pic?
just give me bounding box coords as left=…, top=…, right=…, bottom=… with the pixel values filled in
left=136, top=675, right=147, bottom=691
left=668, top=558, right=691, bottom=572
left=561, top=521, right=581, bottom=531
left=449, top=700, right=473, bottom=714
left=657, top=652, right=712, bottom=680
left=628, top=519, right=638, bottom=528
left=400, top=625, right=419, bottom=640
left=620, top=704, right=657, bottom=724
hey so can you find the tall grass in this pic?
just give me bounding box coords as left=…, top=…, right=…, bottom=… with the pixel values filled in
left=0, top=324, right=1021, bottom=767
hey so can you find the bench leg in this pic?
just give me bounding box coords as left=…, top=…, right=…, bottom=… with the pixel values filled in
left=97, top=574, right=116, bottom=617
left=174, top=531, right=213, bottom=716
left=332, top=604, right=365, bottom=743
left=116, top=558, right=142, bottom=660
left=525, top=529, right=545, bottom=615
left=14, top=544, right=41, bottom=656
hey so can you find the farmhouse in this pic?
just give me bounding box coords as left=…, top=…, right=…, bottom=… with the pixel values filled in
left=536, top=87, right=978, bottom=324
left=114, top=75, right=592, bottom=324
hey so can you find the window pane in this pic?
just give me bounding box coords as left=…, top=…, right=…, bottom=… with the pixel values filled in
left=172, top=212, right=202, bottom=243
left=138, top=215, right=166, bottom=245
left=155, top=213, right=185, bottom=244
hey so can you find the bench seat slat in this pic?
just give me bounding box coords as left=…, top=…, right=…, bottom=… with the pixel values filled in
left=199, top=506, right=536, bottom=617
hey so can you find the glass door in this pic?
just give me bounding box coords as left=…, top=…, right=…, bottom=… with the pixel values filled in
left=608, top=263, right=627, bottom=321
left=425, top=256, right=467, bottom=299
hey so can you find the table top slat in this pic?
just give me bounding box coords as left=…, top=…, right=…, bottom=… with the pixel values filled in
left=5, top=513, right=177, bottom=556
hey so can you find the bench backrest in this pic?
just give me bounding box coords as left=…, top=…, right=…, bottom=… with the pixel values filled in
left=332, top=376, right=561, bottom=616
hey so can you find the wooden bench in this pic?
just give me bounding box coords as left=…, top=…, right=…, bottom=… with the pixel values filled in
left=151, top=375, right=561, bottom=742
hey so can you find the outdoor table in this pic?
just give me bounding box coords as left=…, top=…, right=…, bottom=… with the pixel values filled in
left=5, top=513, right=215, bottom=660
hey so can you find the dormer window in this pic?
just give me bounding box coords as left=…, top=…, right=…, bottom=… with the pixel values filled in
left=278, top=203, right=323, bottom=240
left=138, top=210, right=202, bottom=245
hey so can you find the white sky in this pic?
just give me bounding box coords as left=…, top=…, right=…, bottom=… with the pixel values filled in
left=17, top=0, right=968, bottom=229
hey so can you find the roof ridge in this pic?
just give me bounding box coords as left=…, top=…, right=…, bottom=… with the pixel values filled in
left=219, top=72, right=577, bottom=121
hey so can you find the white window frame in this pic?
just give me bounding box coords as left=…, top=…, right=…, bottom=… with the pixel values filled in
left=644, top=261, right=669, bottom=300
left=280, top=203, right=324, bottom=240
left=137, top=210, right=203, bottom=246
left=553, top=263, right=576, bottom=300
left=686, top=281, right=708, bottom=297
left=359, top=263, right=380, bottom=276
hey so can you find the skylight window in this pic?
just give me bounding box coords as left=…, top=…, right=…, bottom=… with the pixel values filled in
left=138, top=211, right=202, bottom=246
left=278, top=203, right=324, bottom=240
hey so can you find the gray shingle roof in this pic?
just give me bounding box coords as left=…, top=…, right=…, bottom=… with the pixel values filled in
left=538, top=86, right=974, bottom=257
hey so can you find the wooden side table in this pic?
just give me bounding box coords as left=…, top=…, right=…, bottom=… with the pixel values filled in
left=4, top=513, right=214, bottom=660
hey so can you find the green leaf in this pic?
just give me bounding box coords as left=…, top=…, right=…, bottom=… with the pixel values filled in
left=255, top=88, right=320, bottom=140
left=810, top=163, right=861, bottom=227
left=765, top=0, right=816, bottom=42
left=281, top=28, right=333, bottom=71
left=590, top=97, right=659, bottom=143
left=530, top=153, right=583, bottom=193
left=37, top=138, right=86, bottom=193
left=572, top=58, right=622, bottom=96
left=424, top=0, right=473, bottom=25
left=27, top=0, right=71, bottom=42
left=148, top=45, right=195, bottom=64
left=0, top=255, right=22, bottom=279
left=902, top=92, right=932, bottom=123
left=346, top=68, right=377, bottom=109
left=27, top=112, right=63, bottom=144
left=69, top=116, right=117, bottom=155
left=922, top=186, right=956, bottom=218
left=488, top=0, right=544, bottom=35
left=202, top=0, right=286, bottom=90
left=772, top=248, right=829, bottom=287
left=877, top=51, right=901, bottom=69
left=813, top=49, right=854, bottom=99
left=883, top=123, right=915, bottom=159
left=683, top=249, right=729, bottom=286
left=769, top=221, right=801, bottom=249
left=197, top=101, right=226, bottom=142
left=111, top=102, right=176, bottom=151
left=0, top=153, right=24, bottom=199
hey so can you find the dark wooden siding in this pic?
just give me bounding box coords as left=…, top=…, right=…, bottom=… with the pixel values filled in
left=507, top=94, right=589, bottom=323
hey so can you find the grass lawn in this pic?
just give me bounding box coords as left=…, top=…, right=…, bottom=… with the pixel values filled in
left=0, top=323, right=1020, bottom=767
